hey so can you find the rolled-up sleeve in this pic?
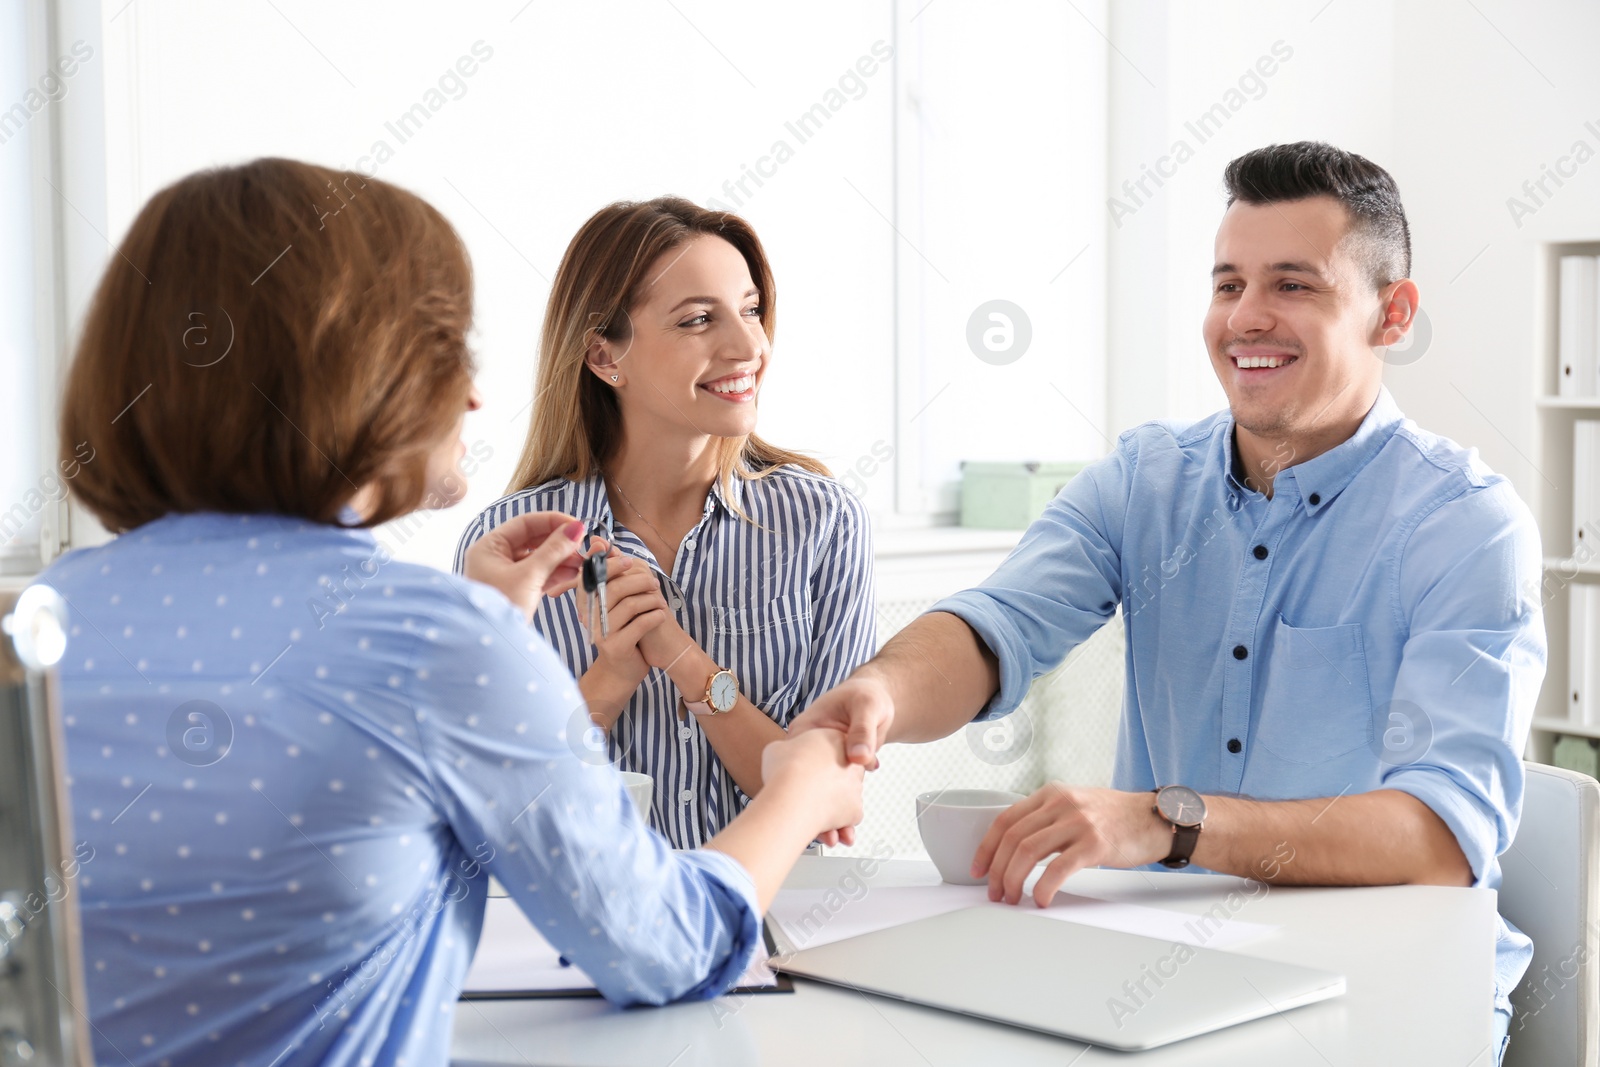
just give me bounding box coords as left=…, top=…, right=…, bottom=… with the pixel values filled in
left=1382, top=481, right=1546, bottom=885
left=408, top=577, right=761, bottom=1004
left=931, top=441, right=1131, bottom=722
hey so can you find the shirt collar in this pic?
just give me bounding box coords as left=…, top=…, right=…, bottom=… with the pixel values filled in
left=136, top=510, right=378, bottom=549
left=709, top=467, right=745, bottom=517
left=1224, top=387, right=1405, bottom=514
left=569, top=466, right=740, bottom=537
left=567, top=473, right=616, bottom=538
left=335, top=506, right=377, bottom=541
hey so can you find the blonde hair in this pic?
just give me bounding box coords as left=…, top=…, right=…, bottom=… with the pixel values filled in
left=508, top=197, right=828, bottom=511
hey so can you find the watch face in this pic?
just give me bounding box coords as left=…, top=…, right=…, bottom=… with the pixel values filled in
left=1156, top=785, right=1206, bottom=828
left=709, top=671, right=739, bottom=711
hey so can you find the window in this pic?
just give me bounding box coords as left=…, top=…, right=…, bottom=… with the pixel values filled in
left=21, top=1, right=1114, bottom=566
left=0, top=0, right=67, bottom=574
left=890, top=0, right=1108, bottom=515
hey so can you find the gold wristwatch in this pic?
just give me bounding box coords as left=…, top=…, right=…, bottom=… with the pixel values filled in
left=683, top=668, right=739, bottom=718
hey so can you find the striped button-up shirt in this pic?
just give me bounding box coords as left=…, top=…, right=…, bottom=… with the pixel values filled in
left=454, top=465, right=876, bottom=848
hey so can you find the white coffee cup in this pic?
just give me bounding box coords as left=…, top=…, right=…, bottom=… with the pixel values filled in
left=620, top=771, right=653, bottom=818
left=915, top=788, right=1026, bottom=885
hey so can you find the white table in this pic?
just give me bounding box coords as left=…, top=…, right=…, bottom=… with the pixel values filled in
left=451, top=856, right=1498, bottom=1066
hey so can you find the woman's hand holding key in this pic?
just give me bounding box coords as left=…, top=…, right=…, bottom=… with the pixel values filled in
left=578, top=563, right=672, bottom=728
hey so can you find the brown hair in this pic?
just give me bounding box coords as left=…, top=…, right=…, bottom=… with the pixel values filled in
left=60, top=157, right=475, bottom=533
left=507, top=197, right=827, bottom=508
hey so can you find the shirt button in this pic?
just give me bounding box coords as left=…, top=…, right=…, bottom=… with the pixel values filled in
left=1308, top=493, right=1322, bottom=506
left=683, top=539, right=696, bottom=551
left=1252, top=544, right=1269, bottom=560
left=1227, top=738, right=1242, bottom=754
left=679, top=789, right=693, bottom=804
left=1232, top=645, right=1248, bottom=660
left=679, top=726, right=692, bottom=741
left=669, top=597, right=684, bottom=611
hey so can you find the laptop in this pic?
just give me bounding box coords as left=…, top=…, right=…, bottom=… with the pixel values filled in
left=772, top=906, right=1345, bottom=1052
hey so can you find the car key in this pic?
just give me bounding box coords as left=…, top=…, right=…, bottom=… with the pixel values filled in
left=581, top=525, right=610, bottom=638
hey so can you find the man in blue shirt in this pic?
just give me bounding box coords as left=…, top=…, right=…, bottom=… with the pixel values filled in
left=793, top=142, right=1543, bottom=1061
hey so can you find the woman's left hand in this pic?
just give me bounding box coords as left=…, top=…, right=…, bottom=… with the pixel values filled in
left=465, top=511, right=628, bottom=619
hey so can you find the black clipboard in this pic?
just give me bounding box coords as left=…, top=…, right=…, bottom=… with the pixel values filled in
left=459, top=919, right=794, bottom=1000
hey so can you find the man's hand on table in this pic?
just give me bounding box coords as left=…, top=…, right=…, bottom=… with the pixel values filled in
left=973, top=784, right=1175, bottom=908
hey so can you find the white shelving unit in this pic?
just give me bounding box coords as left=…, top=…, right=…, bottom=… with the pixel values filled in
left=1528, top=239, right=1600, bottom=764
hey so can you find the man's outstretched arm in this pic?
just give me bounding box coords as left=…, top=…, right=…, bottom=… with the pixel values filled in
left=790, top=443, right=1133, bottom=767
left=789, top=611, right=1000, bottom=766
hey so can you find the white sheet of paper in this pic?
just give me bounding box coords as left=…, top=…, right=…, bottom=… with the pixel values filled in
left=462, top=896, right=778, bottom=995
left=769, top=882, right=1276, bottom=956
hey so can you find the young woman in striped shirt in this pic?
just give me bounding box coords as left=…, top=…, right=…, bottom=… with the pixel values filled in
left=456, top=198, right=877, bottom=848
left=42, top=160, right=865, bottom=1066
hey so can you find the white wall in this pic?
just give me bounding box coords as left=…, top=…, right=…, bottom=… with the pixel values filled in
left=1385, top=0, right=1600, bottom=517
left=1107, top=0, right=1396, bottom=432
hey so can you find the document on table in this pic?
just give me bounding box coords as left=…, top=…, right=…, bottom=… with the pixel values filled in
left=460, top=896, right=792, bottom=999
left=768, top=882, right=1278, bottom=956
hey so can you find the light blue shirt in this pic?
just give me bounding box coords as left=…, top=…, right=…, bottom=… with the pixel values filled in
left=454, top=466, right=876, bottom=848
left=37, top=511, right=761, bottom=1067
left=933, top=389, right=1544, bottom=1014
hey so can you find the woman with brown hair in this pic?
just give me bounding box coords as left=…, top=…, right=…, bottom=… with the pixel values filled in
left=455, top=198, right=877, bottom=849
left=35, top=159, right=863, bottom=1067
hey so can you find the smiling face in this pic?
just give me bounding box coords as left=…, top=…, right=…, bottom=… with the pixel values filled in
left=1204, top=196, right=1391, bottom=447
left=590, top=234, right=768, bottom=441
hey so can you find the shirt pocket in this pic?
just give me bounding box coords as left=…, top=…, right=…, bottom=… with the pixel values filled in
left=707, top=593, right=813, bottom=717
left=1254, top=616, right=1373, bottom=765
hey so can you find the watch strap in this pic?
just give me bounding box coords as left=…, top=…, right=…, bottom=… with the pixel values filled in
left=1161, top=824, right=1200, bottom=869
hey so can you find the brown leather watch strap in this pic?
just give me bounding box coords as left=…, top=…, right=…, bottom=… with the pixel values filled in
left=1162, top=824, right=1200, bottom=869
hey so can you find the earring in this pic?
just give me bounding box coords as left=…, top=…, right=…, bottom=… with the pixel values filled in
left=610, top=375, right=619, bottom=383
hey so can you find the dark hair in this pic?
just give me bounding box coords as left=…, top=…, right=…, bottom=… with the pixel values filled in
left=1222, top=141, right=1411, bottom=290
left=60, top=157, right=476, bottom=533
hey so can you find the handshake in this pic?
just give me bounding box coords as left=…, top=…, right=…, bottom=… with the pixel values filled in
left=775, top=675, right=898, bottom=847
left=759, top=728, right=868, bottom=848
